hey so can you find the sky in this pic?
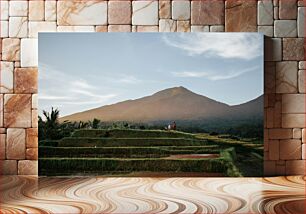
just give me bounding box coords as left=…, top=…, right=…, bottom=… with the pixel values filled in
left=38, top=33, right=263, bottom=117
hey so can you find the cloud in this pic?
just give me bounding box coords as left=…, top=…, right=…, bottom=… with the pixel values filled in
left=38, top=63, right=118, bottom=116
left=71, top=79, right=96, bottom=90
left=39, top=94, right=75, bottom=100
left=116, top=75, right=141, bottom=84
left=172, top=66, right=259, bottom=81
left=163, top=33, right=262, bottom=60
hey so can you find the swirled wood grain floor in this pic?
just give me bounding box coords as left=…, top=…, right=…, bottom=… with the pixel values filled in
left=0, top=176, right=305, bottom=214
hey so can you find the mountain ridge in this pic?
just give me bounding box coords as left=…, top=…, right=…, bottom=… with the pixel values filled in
left=60, top=86, right=263, bottom=123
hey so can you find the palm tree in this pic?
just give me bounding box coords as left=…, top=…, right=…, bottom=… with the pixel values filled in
left=41, top=107, right=61, bottom=140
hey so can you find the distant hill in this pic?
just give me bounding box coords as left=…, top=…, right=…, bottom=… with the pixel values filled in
left=60, top=86, right=263, bottom=124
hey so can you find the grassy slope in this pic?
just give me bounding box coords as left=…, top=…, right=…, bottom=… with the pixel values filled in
left=39, top=129, right=262, bottom=177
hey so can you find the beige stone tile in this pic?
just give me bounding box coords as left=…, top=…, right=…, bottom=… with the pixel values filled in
left=298, top=0, right=305, bottom=6
left=32, top=94, right=38, bottom=109
left=29, top=21, right=57, bottom=38
left=269, top=128, right=292, bottom=139
left=57, top=26, right=95, bottom=32
left=159, top=1, right=171, bottom=19
left=6, top=128, right=26, bottom=159
left=191, top=25, right=209, bottom=32
left=274, top=7, right=279, bottom=20
left=95, top=26, right=108, bottom=32
left=0, top=160, right=17, bottom=175
left=298, top=70, right=305, bottom=93
left=26, top=148, right=38, bottom=160
left=9, top=1, right=28, bottom=17
left=210, top=25, right=224, bottom=32
left=0, top=94, right=3, bottom=127
left=299, top=61, right=306, bottom=70
left=258, top=26, right=273, bottom=37
left=274, top=20, right=297, bottom=37
left=4, top=94, right=31, bottom=128
left=108, top=25, right=131, bottom=32
left=159, top=19, right=177, bottom=32
left=0, top=1, right=9, bottom=21
left=1, top=21, right=9, bottom=37
left=0, top=61, right=14, bottom=93
left=0, top=134, right=5, bottom=159
left=282, top=114, right=305, bottom=128
left=302, top=144, right=306, bottom=159
left=136, top=26, right=158, bottom=32
left=0, top=128, right=6, bottom=134
left=193, top=0, right=224, bottom=25
left=280, top=139, right=302, bottom=160
left=225, top=0, right=256, bottom=32
left=18, top=160, right=38, bottom=175
left=132, top=25, right=136, bottom=32
left=282, top=94, right=305, bottom=114
left=264, top=38, right=282, bottom=62
left=172, top=1, right=190, bottom=20
left=286, top=160, right=305, bottom=175
left=298, top=7, right=305, bottom=37
left=57, top=1, right=107, bottom=25
left=26, top=128, right=38, bottom=148
left=29, top=1, right=44, bottom=21
left=132, top=1, right=158, bottom=25
left=258, top=0, right=273, bottom=25
left=9, top=17, right=28, bottom=38
left=269, top=140, right=279, bottom=160
left=2, top=38, right=20, bottom=61
left=276, top=61, right=298, bottom=93
left=14, top=68, right=38, bottom=94
left=32, top=110, right=38, bottom=128
left=108, top=1, right=131, bottom=24
left=264, top=62, right=276, bottom=94
left=279, top=0, right=297, bottom=19
left=177, top=20, right=190, bottom=32
left=293, top=128, right=302, bottom=139
left=45, top=1, right=57, bottom=21
left=303, top=129, right=306, bottom=143
left=21, top=38, right=38, bottom=67
left=283, top=38, right=305, bottom=61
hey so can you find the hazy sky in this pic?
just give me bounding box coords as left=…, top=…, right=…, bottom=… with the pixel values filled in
left=39, top=33, right=263, bottom=117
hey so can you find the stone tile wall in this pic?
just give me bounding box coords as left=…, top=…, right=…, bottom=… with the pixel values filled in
left=0, top=0, right=305, bottom=176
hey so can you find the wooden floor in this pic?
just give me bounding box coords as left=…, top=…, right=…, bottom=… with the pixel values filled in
left=0, top=176, right=305, bottom=214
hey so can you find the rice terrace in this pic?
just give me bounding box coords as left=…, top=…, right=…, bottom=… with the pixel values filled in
left=39, top=126, right=263, bottom=177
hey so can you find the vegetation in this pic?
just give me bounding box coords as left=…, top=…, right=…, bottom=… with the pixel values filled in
left=39, top=108, right=263, bottom=177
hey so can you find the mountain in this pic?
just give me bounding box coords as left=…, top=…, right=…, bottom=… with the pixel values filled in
left=60, top=86, right=263, bottom=123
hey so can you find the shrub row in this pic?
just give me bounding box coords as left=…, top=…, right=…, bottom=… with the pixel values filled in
left=39, top=145, right=221, bottom=158
left=72, top=129, right=195, bottom=139
left=57, top=137, right=211, bottom=147
left=39, top=157, right=228, bottom=176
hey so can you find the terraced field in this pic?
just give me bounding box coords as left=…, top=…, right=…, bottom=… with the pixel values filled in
left=39, top=129, right=262, bottom=176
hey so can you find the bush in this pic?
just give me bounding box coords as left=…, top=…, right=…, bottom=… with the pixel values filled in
left=57, top=137, right=210, bottom=147
left=39, top=158, right=228, bottom=176
left=39, top=140, right=58, bottom=147
left=39, top=145, right=221, bottom=158
left=72, top=129, right=195, bottom=139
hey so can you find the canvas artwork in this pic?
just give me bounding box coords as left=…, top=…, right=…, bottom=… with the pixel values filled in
left=38, top=33, right=264, bottom=177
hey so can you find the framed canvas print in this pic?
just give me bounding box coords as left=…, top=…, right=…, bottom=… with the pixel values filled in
left=38, top=33, right=263, bottom=177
